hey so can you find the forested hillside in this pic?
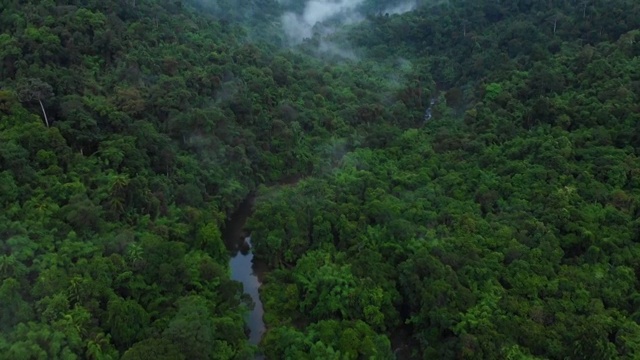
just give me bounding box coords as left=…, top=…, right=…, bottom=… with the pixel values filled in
left=249, top=1, right=640, bottom=359
left=0, top=0, right=429, bottom=358
left=1, top=0, right=640, bottom=359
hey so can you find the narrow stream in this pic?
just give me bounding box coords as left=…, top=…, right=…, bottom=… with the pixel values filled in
left=222, top=187, right=414, bottom=358
left=222, top=194, right=266, bottom=346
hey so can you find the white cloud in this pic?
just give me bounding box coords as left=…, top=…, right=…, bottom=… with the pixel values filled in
left=281, top=0, right=365, bottom=44
left=281, top=0, right=420, bottom=58
left=384, top=1, right=418, bottom=15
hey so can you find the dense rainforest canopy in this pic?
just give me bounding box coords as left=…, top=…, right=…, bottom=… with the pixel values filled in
left=1, top=0, right=640, bottom=359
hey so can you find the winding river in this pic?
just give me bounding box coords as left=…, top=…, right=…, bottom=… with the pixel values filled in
left=222, top=194, right=266, bottom=346
left=222, top=188, right=414, bottom=358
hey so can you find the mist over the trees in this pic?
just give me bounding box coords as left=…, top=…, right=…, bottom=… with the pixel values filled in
left=1, top=0, right=640, bottom=359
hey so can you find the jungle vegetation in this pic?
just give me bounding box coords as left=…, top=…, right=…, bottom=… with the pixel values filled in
left=1, top=0, right=640, bottom=359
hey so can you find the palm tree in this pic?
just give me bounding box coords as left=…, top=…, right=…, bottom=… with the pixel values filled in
left=126, top=243, right=144, bottom=270
left=86, top=333, right=112, bottom=360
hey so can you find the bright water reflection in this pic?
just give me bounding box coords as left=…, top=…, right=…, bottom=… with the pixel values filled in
left=229, top=237, right=265, bottom=345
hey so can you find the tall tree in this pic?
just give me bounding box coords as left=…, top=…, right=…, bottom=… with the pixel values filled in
left=16, top=78, right=54, bottom=128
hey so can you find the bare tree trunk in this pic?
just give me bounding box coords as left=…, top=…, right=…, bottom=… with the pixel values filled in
left=38, top=99, right=49, bottom=128
left=553, top=20, right=557, bottom=35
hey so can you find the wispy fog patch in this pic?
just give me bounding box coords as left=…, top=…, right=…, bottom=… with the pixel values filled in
left=396, top=57, right=413, bottom=73
left=281, top=0, right=420, bottom=60
left=281, top=0, right=366, bottom=44
left=304, top=0, right=362, bottom=25
left=317, top=40, right=358, bottom=60
left=214, top=78, right=241, bottom=104
left=384, top=1, right=418, bottom=15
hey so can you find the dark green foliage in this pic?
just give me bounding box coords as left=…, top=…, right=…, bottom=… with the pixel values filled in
left=247, top=1, right=640, bottom=359
left=2, top=0, right=640, bottom=358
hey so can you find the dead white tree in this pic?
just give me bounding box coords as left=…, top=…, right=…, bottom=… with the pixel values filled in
left=16, top=78, right=54, bottom=128
left=581, top=1, right=590, bottom=18
left=547, top=11, right=565, bottom=35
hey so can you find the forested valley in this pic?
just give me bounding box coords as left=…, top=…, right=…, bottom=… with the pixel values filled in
left=1, top=0, right=640, bottom=359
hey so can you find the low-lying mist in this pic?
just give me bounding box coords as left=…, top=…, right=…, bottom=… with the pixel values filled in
left=189, top=0, right=422, bottom=58
left=280, top=0, right=419, bottom=45
left=281, top=0, right=365, bottom=44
